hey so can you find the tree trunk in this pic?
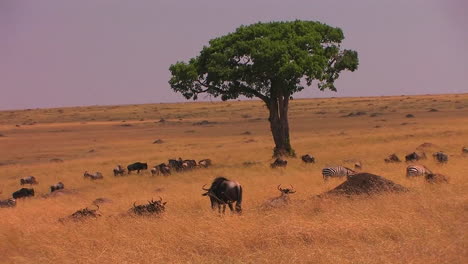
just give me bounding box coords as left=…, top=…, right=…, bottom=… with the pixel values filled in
left=268, top=85, right=295, bottom=158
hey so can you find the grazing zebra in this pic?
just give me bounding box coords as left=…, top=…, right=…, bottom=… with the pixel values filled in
left=322, top=166, right=355, bottom=180
left=406, top=165, right=432, bottom=177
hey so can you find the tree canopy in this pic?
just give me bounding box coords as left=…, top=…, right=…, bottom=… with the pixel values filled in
left=169, top=20, right=358, bottom=104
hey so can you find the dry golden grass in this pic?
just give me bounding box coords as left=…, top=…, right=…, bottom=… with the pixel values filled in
left=0, top=94, right=467, bottom=263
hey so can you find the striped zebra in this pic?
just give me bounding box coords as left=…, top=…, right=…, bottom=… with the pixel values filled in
left=406, top=165, right=432, bottom=177
left=322, top=166, right=355, bottom=180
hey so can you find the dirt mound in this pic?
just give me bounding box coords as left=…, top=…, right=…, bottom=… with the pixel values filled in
left=322, top=173, right=408, bottom=196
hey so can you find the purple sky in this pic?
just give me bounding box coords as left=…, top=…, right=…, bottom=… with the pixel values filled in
left=1, top=0, right=467, bottom=110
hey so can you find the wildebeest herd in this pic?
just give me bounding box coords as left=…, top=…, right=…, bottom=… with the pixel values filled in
left=0, top=146, right=465, bottom=219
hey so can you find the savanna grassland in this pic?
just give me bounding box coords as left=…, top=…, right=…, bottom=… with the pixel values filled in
left=0, top=94, right=467, bottom=264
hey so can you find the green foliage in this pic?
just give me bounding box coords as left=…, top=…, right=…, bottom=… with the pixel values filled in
left=169, top=20, right=359, bottom=102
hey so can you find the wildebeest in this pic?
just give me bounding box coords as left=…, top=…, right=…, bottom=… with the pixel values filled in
left=202, top=177, right=242, bottom=214
left=262, top=185, right=296, bottom=209
left=271, top=158, right=287, bottom=168
left=182, top=159, right=197, bottom=170
left=113, top=165, right=126, bottom=176
left=84, top=171, right=103, bottom=180
left=60, top=205, right=101, bottom=222
left=384, top=154, right=401, bottom=163
left=168, top=158, right=183, bottom=172
left=406, top=165, right=432, bottom=177
left=151, top=163, right=171, bottom=176
left=198, top=159, right=212, bottom=168
left=131, top=197, right=166, bottom=215
left=127, top=162, right=148, bottom=174
left=12, top=188, right=34, bottom=199
left=0, top=198, right=16, bottom=208
left=405, top=152, right=426, bottom=162
left=301, top=154, right=315, bottom=163
left=322, top=166, right=355, bottom=181
left=20, top=176, right=38, bottom=185
left=425, top=173, right=449, bottom=184
left=432, top=152, right=448, bottom=163
left=50, top=182, right=65, bottom=192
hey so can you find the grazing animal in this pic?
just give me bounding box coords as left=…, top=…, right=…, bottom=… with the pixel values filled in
left=12, top=188, right=34, bottom=199
left=432, top=152, right=448, bottom=163
left=405, top=152, right=426, bottom=162
left=271, top=158, right=287, bottom=168
left=50, top=182, right=65, bottom=192
left=202, top=177, right=242, bottom=214
left=384, top=154, right=401, bottom=163
left=0, top=198, right=16, bottom=208
left=151, top=163, right=171, bottom=176
left=60, top=205, right=101, bottom=222
left=406, top=165, right=432, bottom=177
left=462, top=147, right=468, bottom=154
left=20, top=176, right=38, bottom=185
left=168, top=158, right=183, bottom=172
left=131, top=197, right=166, bottom=215
left=113, top=165, right=126, bottom=176
left=198, top=159, right=212, bottom=168
left=127, top=162, right=148, bottom=174
left=301, top=154, right=315, bottom=163
left=83, top=171, right=103, bottom=180
left=262, top=185, right=296, bottom=209
left=425, top=173, right=449, bottom=184
left=322, top=166, right=355, bottom=181
left=182, top=159, right=197, bottom=170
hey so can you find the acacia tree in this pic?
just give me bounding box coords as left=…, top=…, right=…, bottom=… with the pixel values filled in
left=169, top=20, right=358, bottom=157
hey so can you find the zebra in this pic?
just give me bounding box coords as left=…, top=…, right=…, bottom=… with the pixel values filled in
left=322, top=166, right=355, bottom=181
left=406, top=165, right=432, bottom=177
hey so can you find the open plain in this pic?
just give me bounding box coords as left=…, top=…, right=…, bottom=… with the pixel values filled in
left=0, top=94, right=467, bottom=263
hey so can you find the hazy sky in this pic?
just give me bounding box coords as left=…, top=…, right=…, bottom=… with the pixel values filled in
left=1, top=0, right=467, bottom=110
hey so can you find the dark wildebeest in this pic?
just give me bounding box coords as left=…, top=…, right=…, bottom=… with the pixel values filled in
left=202, top=177, right=242, bottom=214
left=83, top=171, right=103, bottom=180
left=198, top=159, right=212, bottom=168
left=262, top=185, right=296, bottom=209
left=12, top=188, right=34, bottom=199
left=113, top=165, right=126, bottom=176
left=127, top=162, right=148, bottom=174
left=405, top=152, right=426, bottom=162
left=182, top=159, right=197, bottom=170
left=271, top=158, right=287, bottom=168
left=384, top=153, right=401, bottom=163
left=432, top=152, right=448, bottom=163
left=168, top=158, right=183, bottom=172
left=20, top=176, right=38, bottom=185
left=151, top=163, right=171, bottom=176
left=301, top=154, right=315, bottom=163
left=131, top=197, right=167, bottom=215
left=0, top=198, right=16, bottom=208
left=50, top=182, right=65, bottom=192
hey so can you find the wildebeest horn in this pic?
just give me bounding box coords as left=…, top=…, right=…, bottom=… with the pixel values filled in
left=133, top=202, right=137, bottom=208
left=159, top=196, right=163, bottom=202
left=202, top=184, right=210, bottom=191
left=289, top=185, right=296, bottom=193
left=277, top=184, right=283, bottom=191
